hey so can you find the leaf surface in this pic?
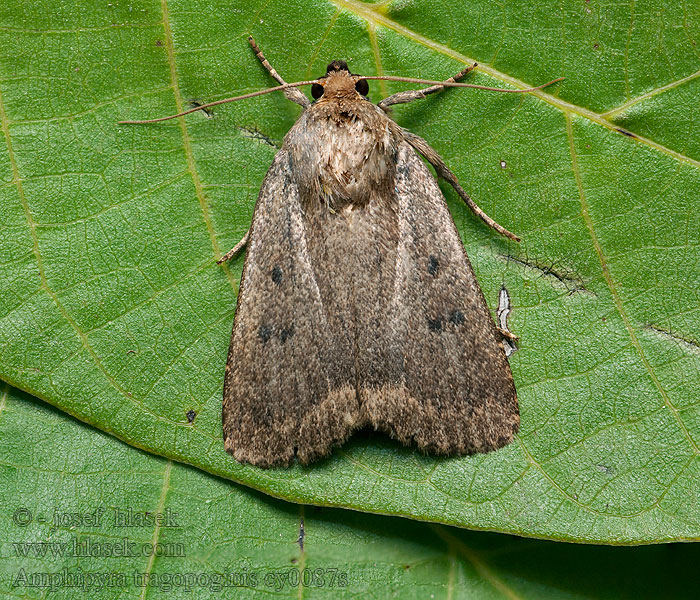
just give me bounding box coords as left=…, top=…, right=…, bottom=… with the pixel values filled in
left=2, top=384, right=700, bottom=599
left=0, top=0, right=699, bottom=542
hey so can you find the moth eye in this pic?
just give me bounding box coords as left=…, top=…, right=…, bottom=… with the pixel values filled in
left=355, top=79, right=369, bottom=96
left=311, top=83, right=324, bottom=99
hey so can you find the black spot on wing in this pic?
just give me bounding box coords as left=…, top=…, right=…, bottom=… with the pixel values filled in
left=280, top=324, right=295, bottom=344
left=427, top=317, right=443, bottom=332
left=258, top=325, right=272, bottom=344
left=397, top=161, right=412, bottom=177
left=428, top=255, right=439, bottom=276
left=449, top=310, right=465, bottom=326
left=271, top=265, right=283, bottom=285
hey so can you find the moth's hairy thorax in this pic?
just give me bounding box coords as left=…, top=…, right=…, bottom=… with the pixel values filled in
left=284, top=85, right=403, bottom=210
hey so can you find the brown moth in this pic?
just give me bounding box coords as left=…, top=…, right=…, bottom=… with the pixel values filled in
left=121, top=38, right=562, bottom=468
left=221, top=41, right=523, bottom=468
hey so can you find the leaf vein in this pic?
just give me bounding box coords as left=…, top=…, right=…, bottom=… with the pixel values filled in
left=565, top=112, right=699, bottom=455
left=158, top=0, right=237, bottom=287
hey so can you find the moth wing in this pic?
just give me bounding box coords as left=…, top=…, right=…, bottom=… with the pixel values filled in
left=222, top=150, right=360, bottom=468
left=360, top=142, right=519, bottom=454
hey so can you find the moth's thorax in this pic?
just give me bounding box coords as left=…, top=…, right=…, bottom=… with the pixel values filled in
left=284, top=71, right=403, bottom=210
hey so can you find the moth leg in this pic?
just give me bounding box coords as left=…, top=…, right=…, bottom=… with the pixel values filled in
left=377, top=63, right=477, bottom=111
left=403, top=131, right=520, bottom=242
left=248, top=36, right=310, bottom=109
left=217, top=229, right=250, bottom=264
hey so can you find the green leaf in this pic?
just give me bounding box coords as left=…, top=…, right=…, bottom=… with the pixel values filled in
left=2, top=384, right=700, bottom=599
left=1, top=0, right=699, bottom=543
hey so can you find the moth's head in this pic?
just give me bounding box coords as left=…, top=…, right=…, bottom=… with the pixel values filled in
left=311, top=60, right=369, bottom=102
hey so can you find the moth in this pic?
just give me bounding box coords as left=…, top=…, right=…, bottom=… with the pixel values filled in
left=121, top=38, right=561, bottom=468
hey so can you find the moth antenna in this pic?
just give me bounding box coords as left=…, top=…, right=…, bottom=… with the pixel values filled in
left=363, top=75, right=565, bottom=94
left=117, top=80, right=321, bottom=124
